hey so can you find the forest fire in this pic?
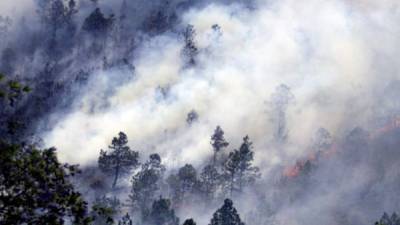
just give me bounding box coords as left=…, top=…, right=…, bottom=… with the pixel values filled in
left=283, top=116, right=400, bottom=178
left=283, top=143, right=338, bottom=178
left=370, top=116, right=400, bottom=139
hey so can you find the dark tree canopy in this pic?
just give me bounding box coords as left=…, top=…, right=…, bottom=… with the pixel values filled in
left=200, top=164, right=220, bottom=201
left=186, top=109, right=199, bottom=125
left=0, top=142, right=91, bottom=225
left=167, top=164, right=198, bottom=206
left=223, top=136, right=260, bottom=195
left=91, top=196, right=120, bottom=225
left=129, top=154, right=165, bottom=216
left=118, top=213, right=133, bottom=225
left=98, top=132, right=139, bottom=188
left=182, top=24, right=198, bottom=66
left=211, top=126, right=229, bottom=165
left=209, top=199, right=245, bottom=225
left=0, top=74, right=31, bottom=107
left=183, top=218, right=197, bottom=225
left=146, top=197, right=179, bottom=225
left=375, top=212, right=400, bottom=225
left=82, top=8, right=115, bottom=37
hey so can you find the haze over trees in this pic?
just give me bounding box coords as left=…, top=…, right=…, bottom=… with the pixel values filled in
left=0, top=0, right=399, bottom=225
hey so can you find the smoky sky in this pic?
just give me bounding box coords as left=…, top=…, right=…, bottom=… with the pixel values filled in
left=2, top=0, right=400, bottom=225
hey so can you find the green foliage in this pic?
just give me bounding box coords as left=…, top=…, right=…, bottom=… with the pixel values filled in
left=8, top=80, right=21, bottom=90
left=0, top=142, right=91, bottom=224
left=91, top=196, right=121, bottom=225
left=23, top=85, right=32, bottom=92
left=209, top=199, right=245, bottom=225
left=0, top=73, right=31, bottom=106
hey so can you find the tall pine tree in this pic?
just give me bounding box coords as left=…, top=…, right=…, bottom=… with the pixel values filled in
left=211, top=126, right=229, bottom=166
left=129, top=154, right=165, bottom=217
left=223, top=136, right=260, bottom=195
left=98, top=132, right=139, bottom=188
left=209, top=199, right=245, bottom=225
left=146, top=197, right=179, bottom=225
left=199, top=165, right=220, bottom=201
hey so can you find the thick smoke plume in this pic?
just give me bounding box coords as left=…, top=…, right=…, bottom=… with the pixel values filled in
left=2, top=0, right=400, bottom=224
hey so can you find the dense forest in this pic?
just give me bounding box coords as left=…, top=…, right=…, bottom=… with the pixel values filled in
left=1, top=0, right=400, bottom=224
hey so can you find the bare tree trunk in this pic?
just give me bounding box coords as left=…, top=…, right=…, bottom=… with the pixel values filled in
left=213, top=151, right=217, bottom=166
left=230, top=173, right=234, bottom=197
left=112, top=164, right=120, bottom=189
left=238, top=170, right=243, bottom=193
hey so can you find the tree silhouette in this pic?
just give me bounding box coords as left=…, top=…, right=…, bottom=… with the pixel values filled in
left=211, top=126, right=229, bottom=166
left=146, top=197, right=179, bottom=225
left=98, top=132, right=139, bottom=188
left=209, top=199, right=245, bottom=225
left=223, top=136, right=259, bottom=195
left=0, top=142, right=91, bottom=224
left=200, top=165, right=220, bottom=201
left=130, top=154, right=165, bottom=216
left=183, top=218, right=197, bottom=225
left=269, top=84, right=294, bottom=144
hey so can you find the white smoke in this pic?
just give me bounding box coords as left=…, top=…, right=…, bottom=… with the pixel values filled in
left=6, top=0, right=394, bottom=224
left=42, top=0, right=400, bottom=171
left=0, top=0, right=34, bottom=17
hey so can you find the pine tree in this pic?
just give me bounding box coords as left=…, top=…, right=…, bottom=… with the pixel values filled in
left=118, top=213, right=133, bottom=225
left=209, top=199, right=245, bottom=225
left=182, top=24, right=198, bottom=66
left=236, top=136, right=260, bottom=192
left=211, top=126, right=229, bottom=166
left=91, top=196, right=120, bottom=225
left=178, top=164, right=198, bottom=195
left=35, top=0, right=78, bottom=55
left=167, top=164, right=198, bottom=206
left=183, top=218, right=197, bottom=225
left=223, top=136, right=260, bottom=195
left=223, top=148, right=240, bottom=196
left=82, top=8, right=115, bottom=37
left=98, top=132, right=139, bottom=188
left=269, top=84, right=294, bottom=144
left=146, top=197, right=179, bottom=225
left=186, top=110, right=199, bottom=125
left=375, top=212, right=400, bottom=225
left=0, top=142, right=91, bottom=224
left=129, top=154, right=165, bottom=216
left=200, top=165, right=220, bottom=201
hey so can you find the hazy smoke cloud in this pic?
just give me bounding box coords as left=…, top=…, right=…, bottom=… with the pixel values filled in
left=44, top=0, right=398, bottom=164
left=2, top=0, right=397, bottom=224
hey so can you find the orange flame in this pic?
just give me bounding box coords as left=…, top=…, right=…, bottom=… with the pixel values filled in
left=282, top=116, right=400, bottom=178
